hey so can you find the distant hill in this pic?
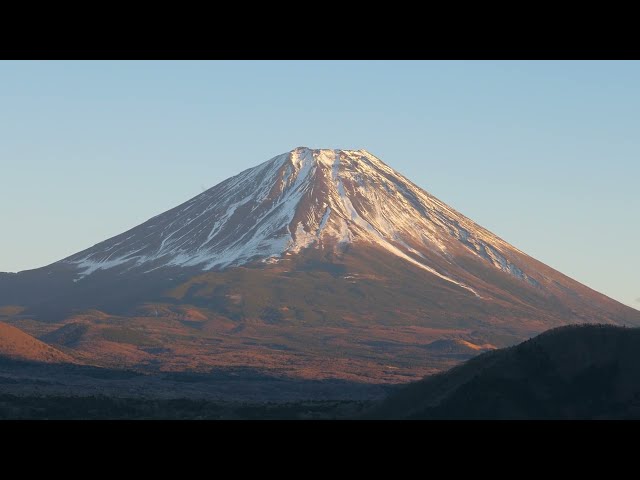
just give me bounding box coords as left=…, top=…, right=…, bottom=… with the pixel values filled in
left=369, top=324, right=640, bottom=419
left=0, top=322, right=73, bottom=364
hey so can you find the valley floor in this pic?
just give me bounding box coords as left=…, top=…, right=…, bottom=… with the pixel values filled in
left=0, top=358, right=390, bottom=408
left=0, top=394, right=371, bottom=420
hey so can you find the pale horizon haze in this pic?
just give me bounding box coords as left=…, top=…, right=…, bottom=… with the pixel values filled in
left=1, top=60, right=638, bottom=309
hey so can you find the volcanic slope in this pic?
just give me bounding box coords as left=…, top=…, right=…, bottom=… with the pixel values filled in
left=1, top=148, right=638, bottom=383
left=0, top=322, right=73, bottom=364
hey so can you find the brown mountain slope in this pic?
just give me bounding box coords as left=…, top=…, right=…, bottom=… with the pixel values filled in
left=0, top=322, right=73, bottom=364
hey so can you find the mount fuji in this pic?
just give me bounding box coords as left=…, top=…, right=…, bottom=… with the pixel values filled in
left=2, top=147, right=638, bottom=383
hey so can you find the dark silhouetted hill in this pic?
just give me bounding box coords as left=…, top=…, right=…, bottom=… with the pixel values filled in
left=369, top=324, right=640, bottom=419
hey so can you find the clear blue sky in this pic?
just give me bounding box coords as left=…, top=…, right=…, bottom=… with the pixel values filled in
left=1, top=60, right=638, bottom=309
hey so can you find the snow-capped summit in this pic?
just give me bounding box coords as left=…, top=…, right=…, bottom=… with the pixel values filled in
left=62, top=147, right=535, bottom=297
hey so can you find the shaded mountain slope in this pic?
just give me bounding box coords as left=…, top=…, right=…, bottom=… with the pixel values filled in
left=370, top=324, right=640, bottom=419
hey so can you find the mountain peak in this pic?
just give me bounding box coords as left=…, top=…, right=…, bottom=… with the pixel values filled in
left=61, top=148, right=535, bottom=298
left=290, top=147, right=373, bottom=164
left=291, top=146, right=368, bottom=154
left=286, top=148, right=387, bottom=181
